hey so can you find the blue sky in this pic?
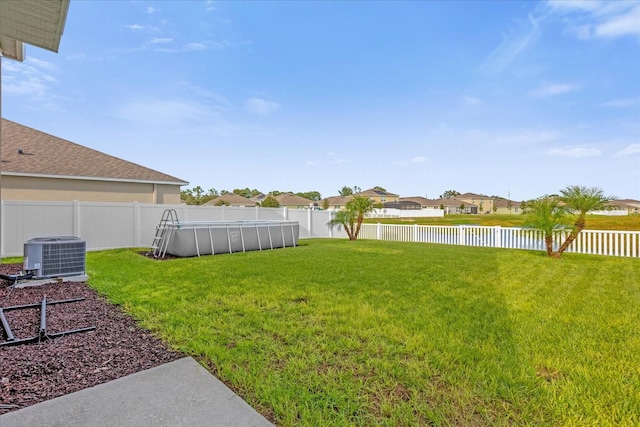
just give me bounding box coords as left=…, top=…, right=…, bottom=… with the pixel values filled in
left=2, top=0, right=639, bottom=201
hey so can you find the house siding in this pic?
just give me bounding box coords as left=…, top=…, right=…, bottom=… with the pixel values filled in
left=2, top=175, right=181, bottom=204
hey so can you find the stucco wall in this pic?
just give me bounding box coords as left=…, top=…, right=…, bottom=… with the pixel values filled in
left=2, top=175, right=181, bottom=204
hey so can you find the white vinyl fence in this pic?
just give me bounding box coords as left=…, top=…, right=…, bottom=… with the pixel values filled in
left=0, top=200, right=343, bottom=257
left=359, top=223, right=640, bottom=258
left=2, top=200, right=636, bottom=258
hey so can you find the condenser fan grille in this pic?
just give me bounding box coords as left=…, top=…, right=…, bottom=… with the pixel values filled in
left=24, top=236, right=86, bottom=278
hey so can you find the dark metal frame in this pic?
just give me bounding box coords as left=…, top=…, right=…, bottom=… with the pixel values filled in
left=0, top=296, right=96, bottom=347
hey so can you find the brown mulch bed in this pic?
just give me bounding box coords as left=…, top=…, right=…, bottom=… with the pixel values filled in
left=0, top=263, right=183, bottom=414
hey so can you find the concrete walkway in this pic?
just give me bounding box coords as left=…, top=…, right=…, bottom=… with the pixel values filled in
left=0, top=357, right=274, bottom=427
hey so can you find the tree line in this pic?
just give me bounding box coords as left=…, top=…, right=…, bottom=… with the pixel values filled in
left=180, top=185, right=389, bottom=206
left=180, top=186, right=323, bottom=206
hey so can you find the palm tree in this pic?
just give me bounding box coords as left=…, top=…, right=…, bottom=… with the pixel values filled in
left=526, top=186, right=614, bottom=258
left=327, top=195, right=375, bottom=240
left=555, top=185, right=614, bottom=254
left=524, top=196, right=570, bottom=257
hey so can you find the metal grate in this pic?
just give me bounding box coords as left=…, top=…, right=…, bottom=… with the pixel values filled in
left=24, top=236, right=86, bottom=278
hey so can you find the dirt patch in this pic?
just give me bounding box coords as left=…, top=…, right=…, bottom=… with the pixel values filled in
left=0, top=263, right=183, bottom=414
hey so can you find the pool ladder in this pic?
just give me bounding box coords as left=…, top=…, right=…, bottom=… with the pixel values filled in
left=149, top=209, right=179, bottom=258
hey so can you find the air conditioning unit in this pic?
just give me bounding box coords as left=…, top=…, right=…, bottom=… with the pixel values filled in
left=24, top=236, right=86, bottom=279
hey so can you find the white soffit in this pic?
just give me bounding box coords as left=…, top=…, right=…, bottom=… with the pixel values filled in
left=0, top=0, right=70, bottom=62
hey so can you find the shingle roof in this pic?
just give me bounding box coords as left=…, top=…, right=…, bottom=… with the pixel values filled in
left=205, top=193, right=255, bottom=206
left=1, top=119, right=187, bottom=185
left=458, top=192, right=488, bottom=198
left=320, top=196, right=352, bottom=206
left=275, top=193, right=313, bottom=206
left=399, top=196, right=432, bottom=206
left=609, top=199, right=640, bottom=209
left=493, top=198, right=521, bottom=208
left=357, top=188, right=399, bottom=197
left=432, top=198, right=478, bottom=208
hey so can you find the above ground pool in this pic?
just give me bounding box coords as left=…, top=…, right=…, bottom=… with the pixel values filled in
left=156, top=220, right=299, bottom=257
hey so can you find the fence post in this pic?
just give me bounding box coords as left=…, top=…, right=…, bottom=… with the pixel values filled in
left=134, top=202, right=140, bottom=247
left=73, top=200, right=81, bottom=237
left=459, top=225, right=465, bottom=246
left=308, top=208, right=313, bottom=238
left=494, top=226, right=502, bottom=248
left=283, top=206, right=289, bottom=220
left=329, top=211, right=334, bottom=238
left=377, top=223, right=382, bottom=240
left=414, top=224, right=419, bottom=242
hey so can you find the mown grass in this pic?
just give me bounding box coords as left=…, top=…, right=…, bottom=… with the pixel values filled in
left=365, top=213, right=640, bottom=230
left=84, top=240, right=640, bottom=426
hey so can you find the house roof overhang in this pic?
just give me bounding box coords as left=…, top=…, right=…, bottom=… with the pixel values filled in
left=0, top=0, right=70, bottom=62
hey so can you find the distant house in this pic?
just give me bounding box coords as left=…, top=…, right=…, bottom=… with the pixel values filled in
left=493, top=198, right=522, bottom=215
left=356, top=188, right=399, bottom=204
left=275, top=193, right=314, bottom=209
left=432, top=198, right=479, bottom=214
left=383, top=200, right=421, bottom=210
left=457, top=193, right=494, bottom=214
left=400, top=197, right=471, bottom=213
left=608, top=199, right=640, bottom=214
left=399, top=196, right=442, bottom=210
left=250, top=193, right=267, bottom=204
left=205, top=193, right=255, bottom=207
left=1, top=119, right=187, bottom=204
left=319, top=195, right=352, bottom=211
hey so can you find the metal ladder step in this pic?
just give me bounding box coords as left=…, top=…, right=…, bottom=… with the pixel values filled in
left=148, top=209, right=179, bottom=258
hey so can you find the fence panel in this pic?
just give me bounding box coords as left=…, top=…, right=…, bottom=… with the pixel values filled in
left=567, top=230, right=640, bottom=257
left=359, top=223, right=639, bottom=258
left=0, top=201, right=337, bottom=257
left=2, top=201, right=75, bottom=253
left=78, top=203, right=137, bottom=250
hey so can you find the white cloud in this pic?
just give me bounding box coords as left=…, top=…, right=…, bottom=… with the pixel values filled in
left=600, top=98, right=640, bottom=108
left=113, top=99, right=219, bottom=127
left=146, top=6, right=158, bottom=14
left=245, top=98, right=280, bottom=115
left=123, top=24, right=145, bottom=31
left=595, top=4, right=640, bottom=38
left=25, top=57, right=58, bottom=71
left=149, top=38, right=173, bottom=44
left=185, top=42, right=207, bottom=51
left=176, top=81, right=232, bottom=107
left=548, top=147, right=601, bottom=158
left=1, top=57, right=65, bottom=111
left=481, top=14, right=542, bottom=73
left=462, top=96, right=483, bottom=106
left=546, top=1, right=640, bottom=40
left=2, top=75, right=49, bottom=96
left=394, top=156, right=427, bottom=166
left=492, top=130, right=560, bottom=146
left=529, top=82, right=577, bottom=98
left=155, top=40, right=232, bottom=53
left=613, top=144, right=640, bottom=157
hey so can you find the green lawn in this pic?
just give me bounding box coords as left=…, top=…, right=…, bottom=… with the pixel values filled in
left=85, top=240, right=640, bottom=426
left=365, top=213, right=640, bottom=231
